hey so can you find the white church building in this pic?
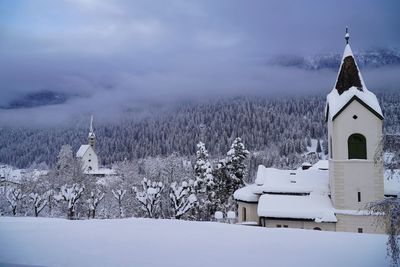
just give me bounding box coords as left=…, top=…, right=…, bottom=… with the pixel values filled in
left=234, top=29, right=400, bottom=234
left=76, top=116, right=115, bottom=176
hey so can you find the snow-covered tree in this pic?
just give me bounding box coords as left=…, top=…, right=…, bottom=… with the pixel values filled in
left=134, top=178, right=164, bottom=218
left=54, top=184, right=85, bottom=220
left=194, top=142, right=213, bottom=188
left=214, top=137, right=249, bottom=213
left=45, top=189, right=56, bottom=217
left=367, top=198, right=399, bottom=266
left=226, top=137, right=249, bottom=189
left=87, top=189, right=105, bottom=219
left=112, top=189, right=126, bottom=218
left=368, top=134, right=400, bottom=266
left=169, top=180, right=197, bottom=219
left=56, top=145, right=74, bottom=176
left=6, top=188, right=25, bottom=216
left=29, top=192, right=48, bottom=217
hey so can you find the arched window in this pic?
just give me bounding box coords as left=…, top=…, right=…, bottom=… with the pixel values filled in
left=348, top=134, right=367, bottom=159
left=242, top=207, right=247, bottom=222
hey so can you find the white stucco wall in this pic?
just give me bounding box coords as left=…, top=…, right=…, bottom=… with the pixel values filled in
left=335, top=214, right=385, bottom=234
left=81, top=146, right=99, bottom=172
left=328, top=99, right=384, bottom=210
left=262, top=218, right=336, bottom=231
left=237, top=202, right=259, bottom=224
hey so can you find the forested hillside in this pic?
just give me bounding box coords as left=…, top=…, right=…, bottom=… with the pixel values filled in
left=0, top=92, right=399, bottom=169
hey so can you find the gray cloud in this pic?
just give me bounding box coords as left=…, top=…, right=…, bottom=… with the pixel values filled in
left=0, top=0, right=399, bottom=126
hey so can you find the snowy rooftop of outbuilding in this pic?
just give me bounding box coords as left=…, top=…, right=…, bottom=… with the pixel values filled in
left=85, top=168, right=116, bottom=176
left=258, top=192, right=337, bottom=223
left=234, top=161, right=330, bottom=202
left=233, top=184, right=260, bottom=203
left=76, top=145, right=90, bottom=158
left=254, top=164, right=329, bottom=194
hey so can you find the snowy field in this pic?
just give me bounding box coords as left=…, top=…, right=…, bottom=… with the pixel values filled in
left=0, top=217, right=388, bottom=267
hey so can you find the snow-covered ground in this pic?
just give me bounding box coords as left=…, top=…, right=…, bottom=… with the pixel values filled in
left=0, top=217, right=388, bottom=267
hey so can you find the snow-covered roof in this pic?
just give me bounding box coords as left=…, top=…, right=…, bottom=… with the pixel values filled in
left=0, top=166, right=22, bottom=183
left=234, top=161, right=330, bottom=202
left=258, top=192, right=337, bottom=223
left=233, top=184, right=260, bottom=202
left=254, top=165, right=329, bottom=194
left=76, top=145, right=90, bottom=158
left=384, top=170, right=400, bottom=196
left=309, top=160, right=329, bottom=170
left=85, top=168, right=116, bottom=176
left=326, top=44, right=383, bottom=121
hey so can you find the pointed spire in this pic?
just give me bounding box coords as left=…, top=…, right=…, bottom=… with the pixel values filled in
left=345, top=26, right=350, bottom=44
left=90, top=115, right=94, bottom=133
left=88, top=115, right=96, bottom=149
left=334, top=27, right=363, bottom=95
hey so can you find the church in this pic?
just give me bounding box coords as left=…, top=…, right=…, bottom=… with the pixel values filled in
left=233, top=29, right=399, bottom=234
left=76, top=116, right=115, bottom=176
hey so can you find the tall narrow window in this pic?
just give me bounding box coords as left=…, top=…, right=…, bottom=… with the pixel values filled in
left=358, top=192, right=361, bottom=202
left=242, top=207, right=247, bottom=222
left=330, top=136, right=333, bottom=159
left=348, top=134, right=367, bottom=159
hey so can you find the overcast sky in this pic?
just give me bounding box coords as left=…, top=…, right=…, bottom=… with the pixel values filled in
left=0, top=0, right=399, bottom=126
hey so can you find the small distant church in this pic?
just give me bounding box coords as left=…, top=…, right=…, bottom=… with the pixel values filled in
left=233, top=28, right=399, bottom=234
left=76, top=115, right=99, bottom=173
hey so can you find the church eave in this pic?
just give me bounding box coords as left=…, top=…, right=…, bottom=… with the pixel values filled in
left=331, top=95, right=384, bottom=121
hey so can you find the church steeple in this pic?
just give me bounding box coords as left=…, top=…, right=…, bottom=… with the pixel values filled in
left=88, top=115, right=96, bottom=150
left=334, top=27, right=364, bottom=95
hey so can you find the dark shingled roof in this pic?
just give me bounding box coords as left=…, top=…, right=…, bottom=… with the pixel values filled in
left=335, top=55, right=363, bottom=95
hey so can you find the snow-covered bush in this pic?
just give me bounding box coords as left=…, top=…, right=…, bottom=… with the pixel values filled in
left=134, top=178, right=164, bottom=218
left=214, top=211, right=224, bottom=222
left=54, top=184, right=85, bottom=220
left=169, top=180, right=197, bottom=219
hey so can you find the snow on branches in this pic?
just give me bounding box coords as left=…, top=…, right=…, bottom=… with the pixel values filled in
left=134, top=178, right=164, bottom=218
left=169, top=180, right=197, bottom=219
left=194, top=142, right=214, bottom=189
left=6, top=188, right=26, bottom=216
left=87, top=189, right=105, bottom=219
left=54, top=184, right=85, bottom=220
left=214, top=137, right=249, bottom=212
left=112, top=189, right=126, bottom=218
left=226, top=137, right=249, bottom=184
left=29, top=192, right=48, bottom=217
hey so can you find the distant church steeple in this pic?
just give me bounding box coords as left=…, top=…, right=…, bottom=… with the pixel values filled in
left=334, top=27, right=363, bottom=95
left=88, top=115, right=96, bottom=150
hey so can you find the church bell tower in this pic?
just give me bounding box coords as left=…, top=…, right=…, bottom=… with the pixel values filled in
left=326, top=28, right=384, bottom=211
left=88, top=115, right=96, bottom=150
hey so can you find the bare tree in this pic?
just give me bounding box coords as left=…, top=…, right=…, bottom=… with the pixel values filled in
left=6, top=188, right=25, bottom=216
left=87, top=189, right=105, bottom=219
left=169, top=181, right=197, bottom=219
left=29, top=192, right=48, bottom=217
left=112, top=189, right=127, bottom=218
left=133, top=178, right=164, bottom=218
left=54, top=184, right=85, bottom=220
left=369, top=134, right=400, bottom=266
